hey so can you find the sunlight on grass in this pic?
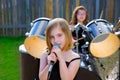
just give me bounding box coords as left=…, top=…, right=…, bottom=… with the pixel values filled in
left=0, top=36, right=25, bottom=80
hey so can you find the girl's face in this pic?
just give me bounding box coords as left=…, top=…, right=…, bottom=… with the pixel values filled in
left=77, top=9, right=86, bottom=23
left=50, top=26, right=66, bottom=49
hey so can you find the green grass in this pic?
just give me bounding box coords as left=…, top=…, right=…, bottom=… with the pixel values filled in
left=0, top=36, right=25, bottom=80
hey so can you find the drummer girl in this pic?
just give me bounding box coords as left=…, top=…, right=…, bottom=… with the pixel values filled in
left=69, top=6, right=89, bottom=53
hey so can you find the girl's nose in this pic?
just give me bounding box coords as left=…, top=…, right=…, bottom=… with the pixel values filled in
left=54, top=39, right=58, bottom=43
left=54, top=37, right=59, bottom=43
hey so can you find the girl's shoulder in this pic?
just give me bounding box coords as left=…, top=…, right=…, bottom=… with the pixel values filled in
left=72, top=51, right=80, bottom=58
left=67, top=51, right=80, bottom=62
left=67, top=51, right=80, bottom=65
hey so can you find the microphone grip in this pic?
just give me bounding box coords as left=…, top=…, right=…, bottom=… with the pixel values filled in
left=47, top=61, right=55, bottom=80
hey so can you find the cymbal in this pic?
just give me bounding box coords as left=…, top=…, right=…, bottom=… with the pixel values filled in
left=90, top=33, right=120, bottom=58
left=24, top=36, right=47, bottom=58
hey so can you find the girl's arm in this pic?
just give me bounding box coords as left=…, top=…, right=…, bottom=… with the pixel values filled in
left=59, top=56, right=80, bottom=80
left=39, top=51, right=57, bottom=80
left=39, top=52, right=49, bottom=80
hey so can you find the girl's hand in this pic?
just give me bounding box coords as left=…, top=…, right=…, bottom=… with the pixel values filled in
left=47, top=52, right=57, bottom=65
left=51, top=46, right=63, bottom=61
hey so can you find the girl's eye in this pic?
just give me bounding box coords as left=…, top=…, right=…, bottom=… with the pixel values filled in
left=58, top=34, right=62, bottom=37
left=50, top=36, right=54, bottom=39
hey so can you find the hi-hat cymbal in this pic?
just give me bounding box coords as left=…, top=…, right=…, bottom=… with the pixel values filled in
left=24, top=36, right=47, bottom=58
left=90, top=33, right=120, bottom=58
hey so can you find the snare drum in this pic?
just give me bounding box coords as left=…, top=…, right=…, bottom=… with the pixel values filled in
left=84, top=19, right=113, bottom=41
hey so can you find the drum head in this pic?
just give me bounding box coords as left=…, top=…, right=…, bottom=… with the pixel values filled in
left=90, top=33, right=120, bottom=58
left=24, top=36, right=47, bottom=58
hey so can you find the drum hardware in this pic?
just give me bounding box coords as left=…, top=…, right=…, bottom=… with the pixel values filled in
left=98, top=28, right=102, bottom=33
left=74, top=23, right=82, bottom=54
left=74, top=37, right=84, bottom=46
left=80, top=42, right=101, bottom=78
left=114, top=31, right=120, bottom=36
left=25, top=32, right=30, bottom=37
left=95, top=20, right=98, bottom=26
left=82, top=30, right=94, bottom=42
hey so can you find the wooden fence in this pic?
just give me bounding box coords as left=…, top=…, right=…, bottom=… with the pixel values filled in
left=0, top=0, right=120, bottom=36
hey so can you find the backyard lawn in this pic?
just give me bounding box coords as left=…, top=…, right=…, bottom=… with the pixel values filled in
left=0, top=36, right=25, bottom=80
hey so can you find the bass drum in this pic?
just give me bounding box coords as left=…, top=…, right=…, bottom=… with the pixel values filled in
left=83, top=19, right=113, bottom=42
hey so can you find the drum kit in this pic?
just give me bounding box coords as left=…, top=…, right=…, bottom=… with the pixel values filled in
left=22, top=17, right=119, bottom=80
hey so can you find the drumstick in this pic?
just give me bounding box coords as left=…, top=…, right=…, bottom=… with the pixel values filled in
left=75, top=37, right=84, bottom=42
left=99, top=9, right=103, bottom=19
left=78, top=37, right=84, bottom=41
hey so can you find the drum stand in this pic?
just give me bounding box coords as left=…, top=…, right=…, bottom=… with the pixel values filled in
left=80, top=42, right=102, bottom=79
left=80, top=42, right=93, bottom=71
left=74, top=25, right=80, bottom=54
left=74, top=24, right=102, bottom=79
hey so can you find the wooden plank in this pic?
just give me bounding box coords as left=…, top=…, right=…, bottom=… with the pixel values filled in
left=106, top=0, right=114, bottom=23
left=66, top=0, right=70, bottom=21
left=1, top=0, right=5, bottom=24
left=0, top=0, right=1, bottom=24
left=49, top=0, right=53, bottom=18
left=4, top=0, right=7, bottom=25
left=76, top=0, right=80, bottom=7
left=31, top=0, right=35, bottom=20
left=12, top=0, right=17, bottom=25
left=60, top=0, right=66, bottom=18
left=113, top=0, right=120, bottom=24
left=12, top=0, right=18, bottom=36
left=1, top=0, right=5, bottom=36
left=56, top=0, right=59, bottom=17
left=26, top=0, right=30, bottom=23
left=46, top=0, right=53, bottom=18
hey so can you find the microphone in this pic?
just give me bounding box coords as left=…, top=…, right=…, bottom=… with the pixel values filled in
left=47, top=43, right=60, bottom=80
left=48, top=61, right=55, bottom=80
left=53, top=43, right=61, bottom=49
